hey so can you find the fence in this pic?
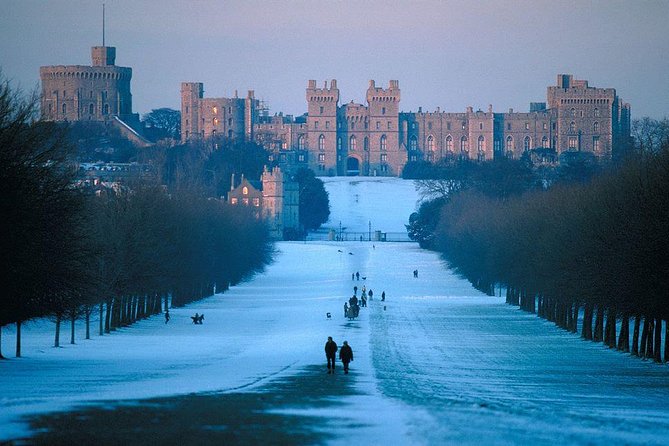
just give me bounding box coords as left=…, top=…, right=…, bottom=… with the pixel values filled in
left=305, top=230, right=413, bottom=242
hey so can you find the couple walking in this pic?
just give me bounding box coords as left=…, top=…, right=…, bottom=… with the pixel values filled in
left=325, top=336, right=354, bottom=374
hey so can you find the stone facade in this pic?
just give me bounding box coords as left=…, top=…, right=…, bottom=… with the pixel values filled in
left=181, top=74, right=631, bottom=176
left=226, top=167, right=299, bottom=240
left=40, top=46, right=138, bottom=126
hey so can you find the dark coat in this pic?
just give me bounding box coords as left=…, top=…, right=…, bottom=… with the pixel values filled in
left=325, top=340, right=338, bottom=357
left=339, top=344, right=353, bottom=362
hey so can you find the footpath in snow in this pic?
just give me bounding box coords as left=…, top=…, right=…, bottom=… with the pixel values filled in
left=1, top=177, right=669, bottom=445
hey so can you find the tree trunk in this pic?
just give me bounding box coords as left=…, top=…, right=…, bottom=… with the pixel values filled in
left=105, top=300, right=112, bottom=333
left=54, top=315, right=61, bottom=348
left=665, top=320, right=669, bottom=363
left=618, top=315, right=629, bottom=352
left=572, top=303, right=580, bottom=333
left=16, top=320, right=22, bottom=358
left=654, top=318, right=662, bottom=363
left=593, top=306, right=604, bottom=343
left=70, top=313, right=76, bottom=345
left=646, top=318, right=655, bottom=359
left=582, top=303, right=593, bottom=340
left=631, top=315, right=641, bottom=356
left=85, top=307, right=90, bottom=340
left=99, top=303, right=104, bottom=336
left=605, top=308, right=616, bottom=348
left=0, top=325, right=5, bottom=359
left=640, top=317, right=650, bottom=359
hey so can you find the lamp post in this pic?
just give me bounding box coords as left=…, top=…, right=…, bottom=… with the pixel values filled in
left=368, top=220, right=371, bottom=241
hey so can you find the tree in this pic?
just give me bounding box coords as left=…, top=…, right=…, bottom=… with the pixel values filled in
left=142, top=108, right=181, bottom=141
left=294, top=168, right=330, bottom=232
left=0, top=74, right=89, bottom=357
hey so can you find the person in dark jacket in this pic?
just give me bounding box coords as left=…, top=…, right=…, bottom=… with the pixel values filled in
left=325, top=336, right=338, bottom=373
left=339, top=341, right=353, bottom=374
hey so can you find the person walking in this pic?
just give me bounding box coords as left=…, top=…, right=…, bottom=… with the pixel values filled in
left=339, top=341, right=353, bottom=374
left=325, top=336, right=338, bottom=373
left=381, top=291, right=386, bottom=301
left=164, top=309, right=170, bottom=324
left=344, top=302, right=349, bottom=318
left=368, top=289, right=373, bottom=300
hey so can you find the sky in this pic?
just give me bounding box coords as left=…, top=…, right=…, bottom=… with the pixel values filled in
left=1, top=0, right=668, bottom=118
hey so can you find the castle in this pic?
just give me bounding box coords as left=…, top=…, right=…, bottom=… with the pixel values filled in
left=182, top=75, right=631, bottom=176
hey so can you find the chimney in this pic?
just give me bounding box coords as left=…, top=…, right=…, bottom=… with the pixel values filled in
left=231, top=173, right=235, bottom=190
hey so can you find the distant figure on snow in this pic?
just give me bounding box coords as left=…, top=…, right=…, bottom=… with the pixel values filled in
left=368, top=289, right=373, bottom=300
left=191, top=313, right=204, bottom=324
left=381, top=291, right=386, bottom=301
left=361, top=295, right=367, bottom=307
left=349, top=295, right=358, bottom=307
left=352, top=272, right=355, bottom=280
left=354, top=286, right=358, bottom=295
left=413, top=269, right=419, bottom=278
left=164, top=310, right=170, bottom=324
left=356, top=271, right=360, bottom=281
left=339, top=341, right=354, bottom=374
left=344, top=302, right=349, bottom=317
left=325, top=336, right=338, bottom=373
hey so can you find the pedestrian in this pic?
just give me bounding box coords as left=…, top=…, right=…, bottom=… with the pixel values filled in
left=325, top=336, right=338, bottom=373
left=381, top=291, right=385, bottom=301
left=368, top=289, right=373, bottom=300
left=344, top=302, right=349, bottom=317
left=354, top=285, right=358, bottom=295
left=361, top=295, right=367, bottom=307
left=352, top=272, right=355, bottom=281
left=356, top=271, right=360, bottom=281
left=339, top=341, right=354, bottom=374
left=164, top=309, right=170, bottom=324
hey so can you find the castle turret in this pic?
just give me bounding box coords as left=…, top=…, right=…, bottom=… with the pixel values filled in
left=306, top=79, right=340, bottom=174
left=181, top=82, right=203, bottom=142
left=366, top=80, right=401, bottom=175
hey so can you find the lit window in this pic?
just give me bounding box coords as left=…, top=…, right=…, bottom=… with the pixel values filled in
left=350, top=135, right=357, bottom=151
left=410, top=136, right=417, bottom=151
left=593, top=136, right=600, bottom=152
left=568, top=136, right=578, bottom=149
left=318, top=134, right=325, bottom=151
left=213, top=106, right=218, bottom=114
left=231, top=198, right=238, bottom=205
left=543, top=122, right=547, bottom=130
left=253, top=198, right=260, bottom=207
left=298, top=154, right=305, bottom=162
left=380, top=153, right=387, bottom=162
left=380, top=135, right=387, bottom=151
left=542, top=136, right=549, bottom=148
left=506, top=136, right=513, bottom=151
left=281, top=141, right=287, bottom=150
left=593, top=122, right=599, bottom=133
left=318, top=153, right=325, bottom=162
left=376, top=121, right=380, bottom=130
left=427, top=135, right=434, bottom=151
left=524, top=136, right=531, bottom=151
left=242, top=186, right=248, bottom=195
left=446, top=135, right=453, bottom=152
left=213, top=118, right=219, bottom=126
left=525, top=122, right=529, bottom=130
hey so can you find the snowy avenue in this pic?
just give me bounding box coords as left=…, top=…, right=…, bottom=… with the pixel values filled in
left=2, top=178, right=669, bottom=444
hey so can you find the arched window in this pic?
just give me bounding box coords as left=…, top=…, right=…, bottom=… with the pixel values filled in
left=409, top=135, right=417, bottom=151
left=364, top=137, right=369, bottom=151
left=298, top=135, right=305, bottom=150
left=337, top=137, right=342, bottom=151
left=89, top=104, right=94, bottom=114
left=569, top=121, right=576, bottom=133
left=227, top=129, right=232, bottom=138
left=212, top=106, right=218, bottom=115
left=62, top=103, right=67, bottom=114
left=460, top=136, right=468, bottom=152
left=242, top=186, right=248, bottom=195
left=594, top=108, right=600, bottom=117
left=506, top=136, right=513, bottom=151
left=446, top=135, right=453, bottom=152
left=380, top=135, right=387, bottom=151
left=318, top=134, right=325, bottom=151
left=593, top=121, right=599, bottom=133
left=477, top=135, right=485, bottom=152
left=228, top=118, right=232, bottom=126
left=570, top=108, right=576, bottom=117
left=524, top=136, right=531, bottom=151
left=213, top=117, right=219, bottom=126
left=349, top=135, right=357, bottom=151
left=427, top=135, right=434, bottom=151
left=542, top=136, right=549, bottom=148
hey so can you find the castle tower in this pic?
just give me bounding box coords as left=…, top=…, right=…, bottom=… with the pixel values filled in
left=261, top=166, right=299, bottom=239
left=366, top=80, right=402, bottom=175
left=181, top=82, right=203, bottom=142
left=306, top=80, right=339, bottom=175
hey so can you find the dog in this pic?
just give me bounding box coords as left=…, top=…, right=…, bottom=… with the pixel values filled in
left=326, top=312, right=331, bottom=319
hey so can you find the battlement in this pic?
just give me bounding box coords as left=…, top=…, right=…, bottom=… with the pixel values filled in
left=366, top=80, right=400, bottom=103
left=306, top=79, right=340, bottom=102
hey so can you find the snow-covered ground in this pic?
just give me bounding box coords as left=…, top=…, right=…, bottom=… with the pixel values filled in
left=2, top=177, right=669, bottom=444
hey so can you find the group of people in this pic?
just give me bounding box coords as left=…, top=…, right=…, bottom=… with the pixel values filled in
left=325, top=336, right=354, bottom=374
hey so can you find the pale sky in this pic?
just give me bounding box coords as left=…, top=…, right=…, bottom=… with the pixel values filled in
left=1, top=0, right=667, bottom=118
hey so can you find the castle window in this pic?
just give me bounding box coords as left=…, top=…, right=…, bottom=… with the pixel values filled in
left=231, top=198, right=238, bottom=205
left=243, top=186, right=248, bottom=195
left=462, top=121, right=466, bottom=130
left=213, top=118, right=219, bottom=126
left=351, top=122, right=355, bottom=130
left=228, top=130, right=233, bottom=138
left=427, top=152, right=434, bottom=162
left=228, top=118, right=232, bottom=126
left=387, top=121, right=391, bottom=130
left=427, top=135, right=435, bottom=152
left=477, top=135, right=485, bottom=152
left=318, top=134, right=325, bottom=151
left=48, top=103, right=52, bottom=113
left=593, top=136, right=600, bottom=152
left=525, top=122, right=529, bottom=130
left=593, top=121, right=599, bottom=133
left=90, top=91, right=93, bottom=99
left=542, top=136, right=549, bottom=148
left=103, top=104, right=108, bottom=115
left=409, top=136, right=417, bottom=151
left=186, top=106, right=189, bottom=114
left=376, top=121, right=380, bottom=130
left=186, top=119, right=189, bottom=126
left=460, top=136, right=468, bottom=152
left=212, top=129, right=216, bottom=136
left=364, top=137, right=369, bottom=151
left=253, top=198, right=260, bottom=207
left=63, top=90, right=66, bottom=98
left=507, top=123, right=511, bottom=131
left=543, top=122, right=547, bottom=130
left=479, top=123, right=483, bottom=130
left=298, top=154, right=305, bottom=162
left=568, top=136, right=578, bottom=150
left=594, top=108, right=600, bottom=117
left=569, top=121, right=576, bottom=133
left=281, top=141, right=287, bottom=150
left=447, top=122, right=451, bottom=130
left=318, top=153, right=325, bottom=162
left=320, top=106, right=324, bottom=114
left=382, top=107, right=386, bottom=115
left=350, top=135, right=357, bottom=151
left=298, top=135, right=305, bottom=150
left=524, top=136, right=531, bottom=151
left=428, top=122, right=432, bottom=130
left=380, top=153, right=387, bottom=162
left=571, top=108, right=576, bottom=117
left=315, top=121, right=319, bottom=129
left=446, top=135, right=453, bottom=152
left=228, top=107, right=231, bottom=114
left=89, top=104, right=94, bottom=114
left=506, top=135, right=513, bottom=151
left=380, top=135, right=387, bottom=151
left=62, top=103, right=66, bottom=114
left=213, top=106, right=218, bottom=114
left=326, top=121, right=330, bottom=129
left=411, top=122, right=416, bottom=129
left=337, top=138, right=342, bottom=151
